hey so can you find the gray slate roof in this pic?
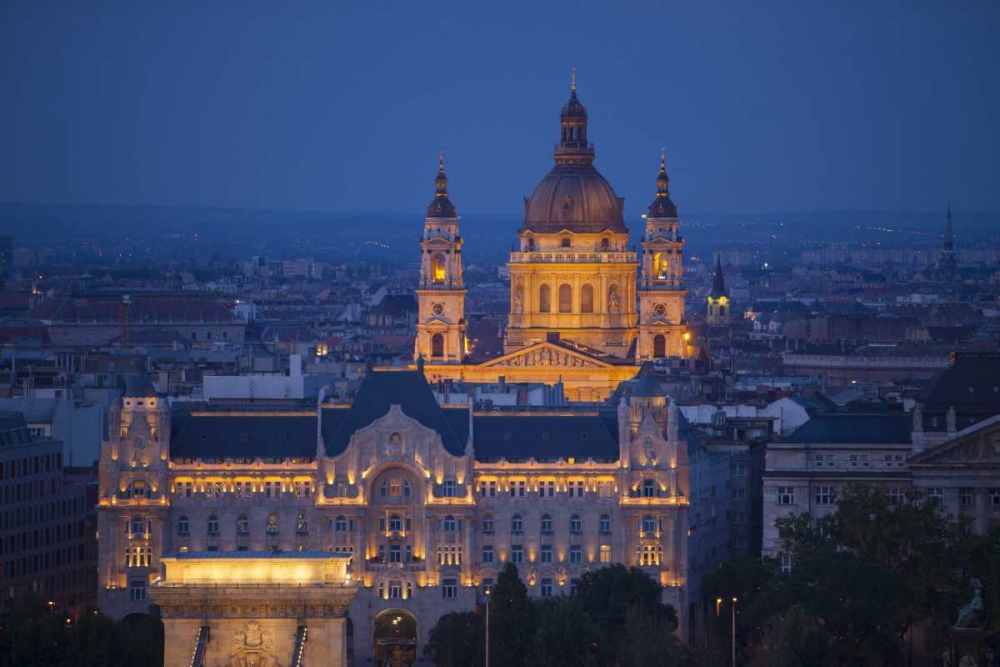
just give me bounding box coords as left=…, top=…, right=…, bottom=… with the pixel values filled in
left=785, top=413, right=912, bottom=445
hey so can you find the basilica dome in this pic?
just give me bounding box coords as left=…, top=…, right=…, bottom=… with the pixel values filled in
left=523, top=166, right=625, bottom=234
left=521, top=82, right=627, bottom=235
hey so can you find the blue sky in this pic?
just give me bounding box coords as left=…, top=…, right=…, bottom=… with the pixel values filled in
left=1, top=0, right=998, bottom=217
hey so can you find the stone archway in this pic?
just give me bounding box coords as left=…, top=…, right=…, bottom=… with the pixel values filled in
left=373, top=609, right=417, bottom=667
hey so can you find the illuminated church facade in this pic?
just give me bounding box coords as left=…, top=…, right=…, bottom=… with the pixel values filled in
left=414, top=80, right=690, bottom=401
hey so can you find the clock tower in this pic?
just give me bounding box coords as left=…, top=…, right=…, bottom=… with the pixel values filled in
left=637, top=152, right=688, bottom=361
left=414, top=156, right=467, bottom=363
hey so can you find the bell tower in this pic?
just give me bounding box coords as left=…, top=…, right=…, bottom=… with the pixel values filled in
left=637, top=151, right=688, bottom=361
left=415, top=156, right=467, bottom=363
left=706, top=254, right=729, bottom=325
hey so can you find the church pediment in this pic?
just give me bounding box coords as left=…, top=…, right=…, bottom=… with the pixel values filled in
left=909, top=416, right=1000, bottom=467
left=481, top=342, right=613, bottom=369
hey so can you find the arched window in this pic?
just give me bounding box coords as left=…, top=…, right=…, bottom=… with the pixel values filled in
left=443, top=515, right=456, bottom=532
left=654, top=252, right=669, bottom=280
left=511, top=514, right=523, bottom=534
left=266, top=514, right=279, bottom=535
left=653, top=334, right=666, bottom=358
left=207, top=515, right=219, bottom=535
left=540, top=514, right=553, bottom=534
left=580, top=284, right=594, bottom=313
left=177, top=516, right=190, bottom=535
left=334, top=515, right=348, bottom=532
left=237, top=514, right=249, bottom=535
left=296, top=512, right=309, bottom=534
left=642, top=515, right=656, bottom=534
left=599, top=514, right=611, bottom=533
left=431, top=253, right=446, bottom=283
left=390, top=514, right=403, bottom=532
left=431, top=333, right=444, bottom=358
left=559, top=284, right=572, bottom=313
left=570, top=514, right=582, bottom=534
left=539, top=284, right=551, bottom=313
left=642, top=479, right=657, bottom=498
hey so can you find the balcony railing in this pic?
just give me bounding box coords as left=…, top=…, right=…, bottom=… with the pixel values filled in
left=509, top=251, right=637, bottom=264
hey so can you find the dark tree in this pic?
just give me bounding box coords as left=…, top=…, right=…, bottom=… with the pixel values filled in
left=526, top=596, right=599, bottom=667
left=422, top=611, right=483, bottom=667
left=488, top=563, right=535, bottom=667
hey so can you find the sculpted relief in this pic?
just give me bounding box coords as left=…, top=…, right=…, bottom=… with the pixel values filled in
left=229, top=621, right=280, bottom=667
left=490, top=347, right=600, bottom=369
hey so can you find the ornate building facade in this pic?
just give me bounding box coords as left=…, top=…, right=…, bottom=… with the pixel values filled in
left=414, top=80, right=690, bottom=400
left=98, top=368, right=691, bottom=665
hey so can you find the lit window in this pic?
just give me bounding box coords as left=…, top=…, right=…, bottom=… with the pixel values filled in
left=599, top=544, right=611, bottom=564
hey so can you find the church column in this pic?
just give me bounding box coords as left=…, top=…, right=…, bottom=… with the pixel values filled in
left=974, top=488, right=988, bottom=535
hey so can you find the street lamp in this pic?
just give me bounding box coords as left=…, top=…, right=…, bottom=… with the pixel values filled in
left=484, top=588, right=491, bottom=667
left=730, top=596, right=738, bottom=667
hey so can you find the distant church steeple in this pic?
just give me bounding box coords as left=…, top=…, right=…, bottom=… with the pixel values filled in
left=939, top=204, right=958, bottom=275
left=706, top=254, right=729, bottom=326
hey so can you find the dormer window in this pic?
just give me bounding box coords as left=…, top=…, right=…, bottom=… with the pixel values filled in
left=131, top=480, right=147, bottom=499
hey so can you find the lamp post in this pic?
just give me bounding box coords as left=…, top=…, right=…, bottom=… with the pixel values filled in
left=730, top=596, right=738, bottom=667
left=716, top=595, right=738, bottom=667
left=484, top=587, right=491, bottom=667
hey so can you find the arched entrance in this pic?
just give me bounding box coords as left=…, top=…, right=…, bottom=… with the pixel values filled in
left=373, top=609, right=417, bottom=667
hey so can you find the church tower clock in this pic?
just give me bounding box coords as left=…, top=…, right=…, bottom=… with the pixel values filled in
left=637, top=152, right=688, bottom=361
left=414, top=157, right=467, bottom=363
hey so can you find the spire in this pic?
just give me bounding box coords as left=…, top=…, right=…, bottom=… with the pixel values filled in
left=944, top=203, right=954, bottom=249
left=648, top=150, right=678, bottom=218
left=427, top=153, right=457, bottom=218
left=555, top=71, right=593, bottom=167
left=710, top=253, right=726, bottom=299
left=939, top=203, right=957, bottom=273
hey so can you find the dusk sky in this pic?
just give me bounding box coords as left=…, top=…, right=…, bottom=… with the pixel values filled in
left=2, top=0, right=998, bottom=218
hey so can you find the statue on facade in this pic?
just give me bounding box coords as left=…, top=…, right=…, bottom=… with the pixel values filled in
left=513, top=286, right=523, bottom=314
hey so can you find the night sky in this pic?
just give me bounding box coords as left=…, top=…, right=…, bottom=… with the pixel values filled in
left=2, top=0, right=998, bottom=218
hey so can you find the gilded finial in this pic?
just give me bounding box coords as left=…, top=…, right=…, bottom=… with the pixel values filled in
left=570, top=68, right=577, bottom=92
left=660, top=147, right=666, bottom=169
